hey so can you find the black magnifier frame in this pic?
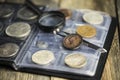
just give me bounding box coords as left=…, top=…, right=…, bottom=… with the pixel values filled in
left=57, top=31, right=107, bottom=53
left=25, top=0, right=65, bottom=33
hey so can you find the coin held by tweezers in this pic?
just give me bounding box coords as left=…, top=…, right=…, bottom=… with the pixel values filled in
left=0, top=43, right=19, bottom=57
left=17, top=7, right=38, bottom=20
left=65, top=53, right=87, bottom=68
left=76, top=25, right=96, bottom=38
left=63, top=34, right=82, bottom=50
left=32, top=50, right=55, bottom=65
left=6, top=22, right=31, bottom=38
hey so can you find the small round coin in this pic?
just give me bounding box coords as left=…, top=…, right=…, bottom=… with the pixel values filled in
left=32, top=50, right=55, bottom=65
left=17, top=7, right=38, bottom=20
left=65, top=53, right=87, bottom=68
left=83, top=12, right=104, bottom=24
left=59, top=9, right=72, bottom=19
left=63, top=34, right=82, bottom=49
left=0, top=43, right=19, bottom=57
left=76, top=25, right=96, bottom=38
left=0, top=5, right=14, bottom=18
left=6, top=22, right=31, bottom=38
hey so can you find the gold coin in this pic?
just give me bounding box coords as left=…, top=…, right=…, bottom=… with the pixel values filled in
left=0, top=43, right=19, bottom=57
left=65, top=53, right=87, bottom=68
left=32, top=50, right=55, bottom=65
left=76, top=25, right=96, bottom=38
left=6, top=22, right=31, bottom=38
left=83, top=12, right=104, bottom=24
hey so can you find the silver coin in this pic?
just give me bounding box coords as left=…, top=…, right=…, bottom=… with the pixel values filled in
left=6, top=22, right=31, bottom=38
left=17, top=7, right=38, bottom=20
left=32, top=50, right=55, bottom=65
left=0, top=43, right=19, bottom=57
left=0, top=5, right=14, bottom=18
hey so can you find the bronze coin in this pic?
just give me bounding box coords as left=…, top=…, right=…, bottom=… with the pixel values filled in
left=0, top=43, right=19, bottom=57
left=59, top=9, right=72, bottom=19
left=63, top=34, right=82, bottom=49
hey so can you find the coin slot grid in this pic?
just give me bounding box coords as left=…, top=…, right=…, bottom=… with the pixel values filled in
left=73, top=9, right=111, bottom=29
left=19, top=48, right=62, bottom=70
left=74, top=24, right=107, bottom=46
left=55, top=51, right=100, bottom=76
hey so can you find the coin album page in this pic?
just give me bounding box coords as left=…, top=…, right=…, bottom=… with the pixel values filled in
left=0, top=3, right=115, bottom=79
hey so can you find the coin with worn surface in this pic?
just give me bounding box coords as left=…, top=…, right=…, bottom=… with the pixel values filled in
left=0, top=5, right=14, bottom=18
left=32, top=50, right=55, bottom=65
left=0, top=43, right=19, bottom=57
left=65, top=53, right=87, bottom=68
left=17, top=7, right=38, bottom=20
left=36, top=41, right=48, bottom=49
left=83, top=12, right=104, bottom=24
left=6, top=22, right=31, bottom=38
left=59, top=9, right=72, bottom=19
left=76, top=25, right=96, bottom=38
left=63, top=34, right=82, bottom=49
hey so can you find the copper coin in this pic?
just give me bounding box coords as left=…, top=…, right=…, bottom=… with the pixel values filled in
left=0, top=43, right=19, bottom=57
left=63, top=34, right=82, bottom=49
left=59, top=9, right=72, bottom=19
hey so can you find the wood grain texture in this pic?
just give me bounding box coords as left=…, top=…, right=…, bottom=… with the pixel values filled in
left=0, top=0, right=119, bottom=80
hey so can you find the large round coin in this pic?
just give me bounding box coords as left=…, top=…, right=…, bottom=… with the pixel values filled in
left=6, top=22, right=31, bottom=38
left=65, top=53, right=87, bottom=68
left=76, top=25, right=96, bottom=38
left=17, top=7, right=38, bottom=20
left=83, top=12, right=104, bottom=24
left=32, top=50, right=55, bottom=65
left=0, top=43, right=19, bottom=57
left=0, top=5, right=14, bottom=18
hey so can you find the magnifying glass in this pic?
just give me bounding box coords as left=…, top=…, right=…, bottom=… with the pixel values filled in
left=25, top=0, right=65, bottom=33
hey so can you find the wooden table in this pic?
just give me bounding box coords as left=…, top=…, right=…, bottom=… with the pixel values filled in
left=0, top=0, right=119, bottom=80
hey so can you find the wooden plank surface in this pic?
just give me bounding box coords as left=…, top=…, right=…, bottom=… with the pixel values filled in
left=0, top=0, right=119, bottom=80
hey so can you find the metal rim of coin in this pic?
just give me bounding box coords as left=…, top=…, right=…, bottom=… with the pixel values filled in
left=83, top=12, right=104, bottom=24
left=63, top=34, right=82, bottom=50
left=59, top=8, right=72, bottom=19
left=0, top=5, right=14, bottom=18
left=5, top=22, right=31, bottom=38
left=0, top=43, right=19, bottom=57
left=32, top=50, right=55, bottom=65
left=17, top=7, right=38, bottom=20
left=64, top=53, right=87, bottom=68
left=76, top=25, right=97, bottom=38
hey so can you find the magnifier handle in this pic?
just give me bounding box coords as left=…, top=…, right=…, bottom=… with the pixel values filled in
left=82, top=40, right=107, bottom=53
left=25, top=0, right=45, bottom=15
